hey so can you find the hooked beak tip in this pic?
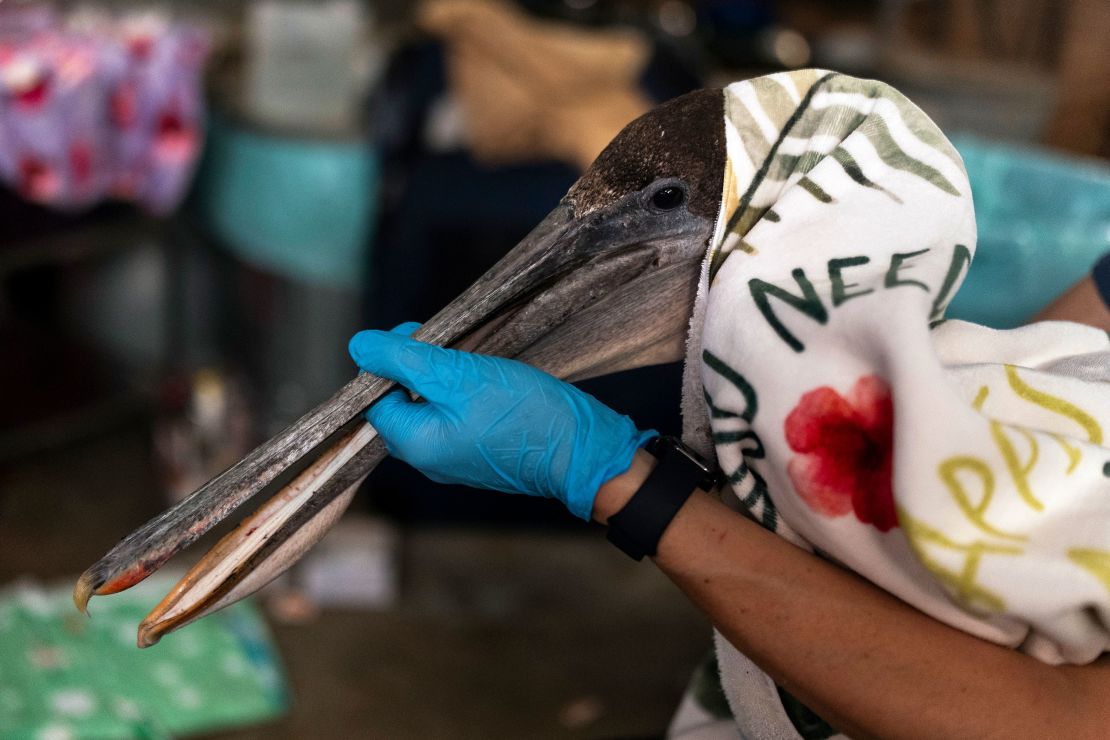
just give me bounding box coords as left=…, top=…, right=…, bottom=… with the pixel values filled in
left=73, top=562, right=148, bottom=615
left=136, top=622, right=162, bottom=649
left=72, top=572, right=98, bottom=616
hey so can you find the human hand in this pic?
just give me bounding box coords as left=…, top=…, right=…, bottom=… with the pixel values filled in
left=348, top=323, right=656, bottom=519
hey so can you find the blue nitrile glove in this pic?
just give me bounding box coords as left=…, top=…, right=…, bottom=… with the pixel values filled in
left=348, top=323, right=657, bottom=520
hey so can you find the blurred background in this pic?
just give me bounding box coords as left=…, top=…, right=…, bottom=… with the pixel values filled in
left=0, top=0, right=1107, bottom=737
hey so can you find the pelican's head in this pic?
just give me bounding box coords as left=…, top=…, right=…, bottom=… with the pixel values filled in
left=75, top=88, right=727, bottom=644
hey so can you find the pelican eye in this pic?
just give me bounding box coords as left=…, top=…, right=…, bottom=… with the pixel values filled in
left=650, top=185, right=686, bottom=211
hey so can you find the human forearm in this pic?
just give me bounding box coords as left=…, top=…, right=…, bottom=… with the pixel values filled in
left=352, top=325, right=1110, bottom=738
left=1034, top=275, right=1110, bottom=331
left=1036, top=251, right=1110, bottom=331
left=597, top=460, right=1109, bottom=739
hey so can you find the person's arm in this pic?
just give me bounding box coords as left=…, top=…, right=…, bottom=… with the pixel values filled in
left=351, top=325, right=1110, bottom=739
left=596, top=453, right=1110, bottom=740
left=1034, top=254, right=1110, bottom=331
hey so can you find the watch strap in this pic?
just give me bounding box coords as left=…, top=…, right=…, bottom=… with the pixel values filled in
left=606, top=437, right=718, bottom=561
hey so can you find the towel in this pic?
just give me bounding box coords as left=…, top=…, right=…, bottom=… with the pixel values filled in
left=0, top=8, right=208, bottom=214
left=0, top=575, right=286, bottom=738
left=678, top=69, right=1110, bottom=737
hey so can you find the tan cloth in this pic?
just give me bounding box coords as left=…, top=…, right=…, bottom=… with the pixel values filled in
left=418, top=0, right=652, bottom=170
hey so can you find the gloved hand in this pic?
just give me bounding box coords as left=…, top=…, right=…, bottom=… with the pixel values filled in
left=348, top=323, right=656, bottom=520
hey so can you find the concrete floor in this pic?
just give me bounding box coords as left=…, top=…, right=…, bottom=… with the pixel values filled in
left=0, top=426, right=712, bottom=738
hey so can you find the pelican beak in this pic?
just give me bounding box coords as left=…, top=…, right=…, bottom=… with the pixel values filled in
left=75, top=193, right=713, bottom=646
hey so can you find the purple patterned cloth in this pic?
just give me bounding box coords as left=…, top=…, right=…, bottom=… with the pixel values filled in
left=0, top=9, right=208, bottom=214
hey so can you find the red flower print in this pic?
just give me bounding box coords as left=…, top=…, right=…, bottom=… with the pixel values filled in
left=128, top=35, right=155, bottom=60
left=784, top=375, right=897, bottom=531
left=4, top=57, right=50, bottom=109
left=8, top=72, right=49, bottom=109
left=110, top=84, right=138, bottom=128
left=153, top=110, right=198, bottom=163
left=15, top=78, right=49, bottom=108
left=70, top=142, right=93, bottom=189
left=18, top=157, right=60, bottom=202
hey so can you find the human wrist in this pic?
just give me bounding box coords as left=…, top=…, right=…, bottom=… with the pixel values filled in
left=592, top=448, right=657, bottom=524
left=560, top=396, right=656, bottom=519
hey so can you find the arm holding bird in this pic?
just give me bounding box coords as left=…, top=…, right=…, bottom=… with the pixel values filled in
left=352, top=317, right=1110, bottom=740
left=599, top=459, right=1110, bottom=740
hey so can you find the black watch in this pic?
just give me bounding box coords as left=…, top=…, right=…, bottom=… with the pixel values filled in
left=606, top=435, right=723, bottom=561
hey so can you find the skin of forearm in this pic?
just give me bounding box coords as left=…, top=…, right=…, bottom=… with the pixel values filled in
left=594, top=450, right=1110, bottom=739
left=1034, top=276, right=1110, bottom=331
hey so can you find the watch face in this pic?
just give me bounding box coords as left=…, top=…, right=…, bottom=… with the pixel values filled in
left=659, top=435, right=714, bottom=475
left=648, top=437, right=724, bottom=491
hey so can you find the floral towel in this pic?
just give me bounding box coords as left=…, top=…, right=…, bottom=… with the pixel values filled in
left=0, top=8, right=208, bottom=214
left=677, top=70, right=1110, bottom=738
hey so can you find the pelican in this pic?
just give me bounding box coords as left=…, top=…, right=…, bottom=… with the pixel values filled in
left=75, top=87, right=727, bottom=646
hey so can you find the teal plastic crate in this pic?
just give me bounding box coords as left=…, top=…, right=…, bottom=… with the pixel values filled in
left=948, top=136, right=1110, bottom=328
left=193, top=113, right=379, bottom=290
